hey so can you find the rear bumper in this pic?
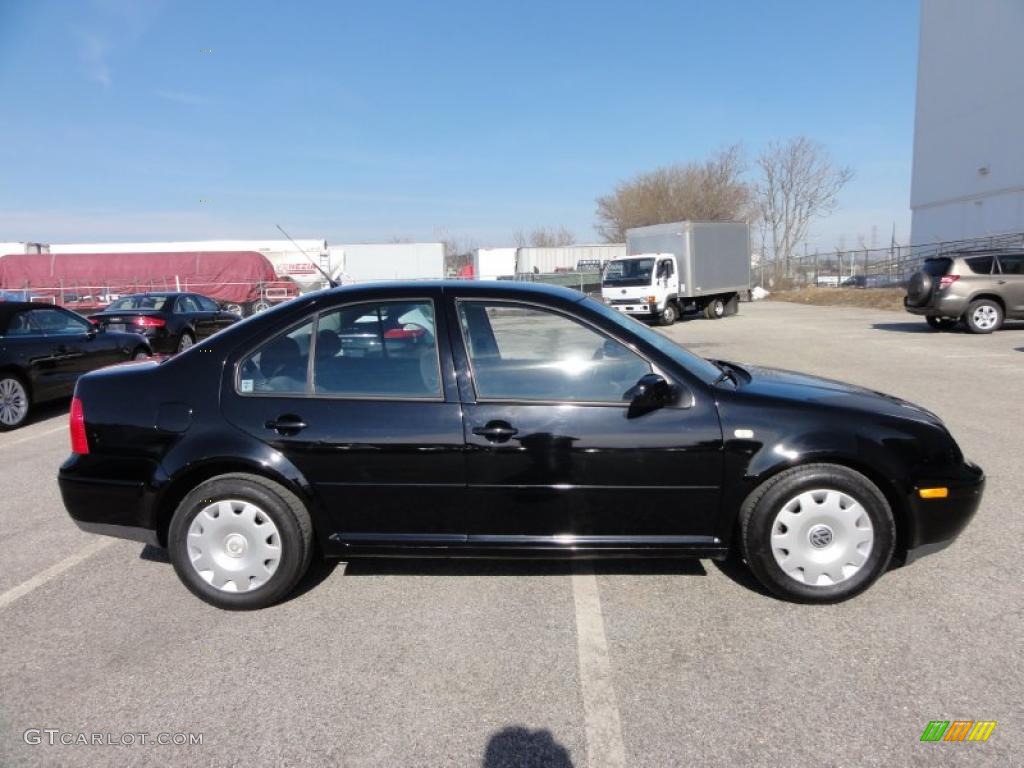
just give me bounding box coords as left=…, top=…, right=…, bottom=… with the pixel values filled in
left=904, top=293, right=970, bottom=318
left=902, top=460, right=984, bottom=564
left=59, top=457, right=162, bottom=545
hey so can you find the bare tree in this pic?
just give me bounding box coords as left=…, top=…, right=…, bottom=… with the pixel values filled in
left=594, top=145, right=751, bottom=242
left=511, top=226, right=576, bottom=248
left=433, top=227, right=477, bottom=275
left=754, top=137, right=853, bottom=277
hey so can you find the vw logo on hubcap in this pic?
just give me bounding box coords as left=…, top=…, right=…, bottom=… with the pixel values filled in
left=808, top=525, right=833, bottom=549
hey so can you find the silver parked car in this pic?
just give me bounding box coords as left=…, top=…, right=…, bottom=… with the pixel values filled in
left=904, top=251, right=1024, bottom=333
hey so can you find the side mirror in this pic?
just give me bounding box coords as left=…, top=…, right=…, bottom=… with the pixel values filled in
left=623, top=373, right=676, bottom=417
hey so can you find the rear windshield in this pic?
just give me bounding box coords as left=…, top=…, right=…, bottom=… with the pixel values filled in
left=106, top=295, right=169, bottom=311
left=922, top=258, right=952, bottom=277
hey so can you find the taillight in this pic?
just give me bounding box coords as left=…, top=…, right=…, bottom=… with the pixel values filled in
left=70, top=397, right=89, bottom=455
left=132, top=315, right=166, bottom=328
left=88, top=317, right=100, bottom=326
left=383, top=326, right=425, bottom=340
left=938, top=274, right=960, bottom=289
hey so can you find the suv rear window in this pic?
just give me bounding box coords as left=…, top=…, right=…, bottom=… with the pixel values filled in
left=965, top=255, right=994, bottom=274
left=922, top=258, right=951, bottom=276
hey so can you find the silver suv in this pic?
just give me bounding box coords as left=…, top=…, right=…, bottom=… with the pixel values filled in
left=904, top=251, right=1024, bottom=333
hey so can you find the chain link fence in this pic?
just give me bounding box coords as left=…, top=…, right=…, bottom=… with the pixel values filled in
left=757, top=231, right=1024, bottom=290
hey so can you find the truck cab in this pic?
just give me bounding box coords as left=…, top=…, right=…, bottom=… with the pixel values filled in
left=601, top=253, right=681, bottom=325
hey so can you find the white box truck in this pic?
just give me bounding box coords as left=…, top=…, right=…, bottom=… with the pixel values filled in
left=328, top=243, right=445, bottom=284
left=601, top=221, right=750, bottom=324
left=473, top=248, right=517, bottom=280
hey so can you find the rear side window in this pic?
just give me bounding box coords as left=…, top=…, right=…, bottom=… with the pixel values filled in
left=5, top=311, right=41, bottom=336
left=998, top=254, right=1024, bottom=275
left=922, top=258, right=952, bottom=276
left=964, top=256, right=994, bottom=274
left=313, top=301, right=440, bottom=398
left=239, top=320, right=314, bottom=394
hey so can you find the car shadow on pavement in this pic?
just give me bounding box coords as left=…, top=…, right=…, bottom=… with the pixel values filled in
left=482, top=726, right=574, bottom=768
left=871, top=322, right=949, bottom=333
left=137, top=544, right=343, bottom=603
left=343, top=558, right=707, bottom=578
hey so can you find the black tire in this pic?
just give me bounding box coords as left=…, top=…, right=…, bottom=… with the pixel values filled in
left=724, top=294, right=740, bottom=316
left=707, top=297, right=726, bottom=319
left=963, top=299, right=1003, bottom=334
left=658, top=302, right=678, bottom=326
left=739, top=463, right=895, bottom=603
left=0, top=372, right=31, bottom=431
left=168, top=473, right=314, bottom=610
left=905, top=271, right=934, bottom=307
left=176, top=331, right=195, bottom=353
left=925, top=316, right=958, bottom=331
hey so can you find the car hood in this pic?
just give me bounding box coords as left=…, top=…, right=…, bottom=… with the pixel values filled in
left=727, top=362, right=945, bottom=427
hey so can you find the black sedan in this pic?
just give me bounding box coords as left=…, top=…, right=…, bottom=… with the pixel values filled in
left=0, top=302, right=151, bottom=430
left=58, top=282, right=984, bottom=609
left=88, top=292, right=238, bottom=354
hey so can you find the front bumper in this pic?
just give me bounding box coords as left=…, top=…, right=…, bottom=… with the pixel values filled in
left=609, top=303, right=654, bottom=316
left=902, top=460, right=984, bottom=564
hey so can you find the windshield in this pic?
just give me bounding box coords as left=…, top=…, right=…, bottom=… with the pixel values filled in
left=582, top=297, right=724, bottom=384
left=603, top=258, right=655, bottom=286
left=106, top=295, right=169, bottom=311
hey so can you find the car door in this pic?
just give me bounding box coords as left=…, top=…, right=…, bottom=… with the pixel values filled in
left=173, top=295, right=210, bottom=339
left=996, top=254, right=1024, bottom=315
left=1, top=309, right=69, bottom=401
left=220, top=292, right=468, bottom=543
left=449, top=296, right=723, bottom=545
left=31, top=307, right=122, bottom=385
left=194, top=294, right=236, bottom=333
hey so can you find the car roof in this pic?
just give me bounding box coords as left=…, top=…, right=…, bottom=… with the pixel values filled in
left=325, top=280, right=588, bottom=302
left=0, top=301, right=66, bottom=333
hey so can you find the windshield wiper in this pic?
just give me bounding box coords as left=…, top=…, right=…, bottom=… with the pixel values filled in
left=711, top=360, right=738, bottom=386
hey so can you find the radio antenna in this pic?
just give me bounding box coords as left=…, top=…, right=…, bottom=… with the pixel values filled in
left=276, top=224, right=337, bottom=288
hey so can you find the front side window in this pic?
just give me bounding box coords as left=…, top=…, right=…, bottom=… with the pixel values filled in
left=31, top=308, right=91, bottom=335
left=997, top=254, right=1024, bottom=275
left=195, top=295, right=220, bottom=312
left=458, top=301, right=651, bottom=403
left=239, top=320, right=314, bottom=394
left=314, top=301, right=440, bottom=398
left=174, top=296, right=200, bottom=314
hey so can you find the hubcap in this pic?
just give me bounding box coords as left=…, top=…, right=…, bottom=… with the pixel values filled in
left=178, top=334, right=194, bottom=351
left=770, top=489, right=874, bottom=586
left=972, top=305, right=998, bottom=330
left=0, top=378, right=28, bottom=426
left=186, top=499, right=282, bottom=593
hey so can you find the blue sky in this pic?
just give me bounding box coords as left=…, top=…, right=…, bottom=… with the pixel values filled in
left=0, top=0, right=919, bottom=250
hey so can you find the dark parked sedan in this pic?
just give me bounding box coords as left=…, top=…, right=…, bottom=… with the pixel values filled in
left=0, top=302, right=151, bottom=430
left=58, top=282, right=983, bottom=609
left=88, top=292, right=238, bottom=354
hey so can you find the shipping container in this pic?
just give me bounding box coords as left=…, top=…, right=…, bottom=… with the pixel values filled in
left=515, top=244, right=626, bottom=274
left=328, top=243, right=445, bottom=283
left=473, top=248, right=517, bottom=280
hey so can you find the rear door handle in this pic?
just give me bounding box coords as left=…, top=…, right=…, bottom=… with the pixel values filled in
left=472, top=421, right=519, bottom=442
left=265, top=414, right=308, bottom=435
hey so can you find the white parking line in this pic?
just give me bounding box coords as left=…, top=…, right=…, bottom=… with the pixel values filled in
left=0, top=424, right=67, bottom=451
left=0, top=539, right=113, bottom=611
left=572, top=565, right=626, bottom=768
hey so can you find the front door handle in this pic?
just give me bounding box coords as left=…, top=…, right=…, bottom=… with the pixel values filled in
left=472, top=421, right=519, bottom=442
left=265, top=414, right=308, bottom=435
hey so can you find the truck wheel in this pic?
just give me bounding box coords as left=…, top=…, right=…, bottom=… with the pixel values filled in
left=964, top=299, right=1002, bottom=334
left=251, top=299, right=273, bottom=314
left=658, top=302, right=678, bottom=326
left=707, top=297, right=726, bottom=319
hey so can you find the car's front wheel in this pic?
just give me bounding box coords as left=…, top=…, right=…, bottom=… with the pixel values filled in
left=168, top=473, right=314, bottom=610
left=0, top=374, right=30, bottom=431
left=740, top=464, right=895, bottom=603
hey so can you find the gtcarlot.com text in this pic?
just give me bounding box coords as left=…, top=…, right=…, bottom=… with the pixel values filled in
left=23, top=729, right=203, bottom=747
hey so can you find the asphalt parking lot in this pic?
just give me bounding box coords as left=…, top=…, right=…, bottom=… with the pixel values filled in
left=1, top=300, right=1021, bottom=767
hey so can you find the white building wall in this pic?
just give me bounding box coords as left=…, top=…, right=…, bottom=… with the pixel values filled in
left=911, top=0, right=1024, bottom=244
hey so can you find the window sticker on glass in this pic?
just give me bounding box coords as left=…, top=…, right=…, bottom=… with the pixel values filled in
left=240, top=379, right=254, bottom=393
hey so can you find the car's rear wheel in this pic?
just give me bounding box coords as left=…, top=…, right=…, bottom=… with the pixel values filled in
left=168, top=473, right=314, bottom=610
left=964, top=299, right=1003, bottom=334
left=177, top=331, right=195, bottom=353
left=0, top=374, right=30, bottom=431
left=740, top=464, right=895, bottom=603
left=925, top=316, right=958, bottom=331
